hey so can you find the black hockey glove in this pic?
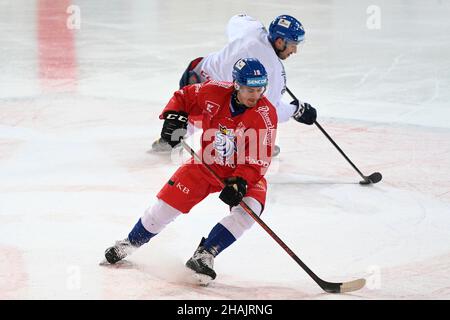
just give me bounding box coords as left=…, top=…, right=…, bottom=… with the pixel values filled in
left=160, top=111, right=188, bottom=147
left=291, top=100, right=317, bottom=125
left=219, top=177, right=247, bottom=207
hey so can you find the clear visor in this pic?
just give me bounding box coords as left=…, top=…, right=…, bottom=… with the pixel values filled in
left=285, top=39, right=305, bottom=52
left=285, top=37, right=305, bottom=46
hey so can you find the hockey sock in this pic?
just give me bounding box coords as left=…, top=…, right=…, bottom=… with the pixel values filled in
left=128, top=218, right=157, bottom=247
left=203, top=223, right=236, bottom=257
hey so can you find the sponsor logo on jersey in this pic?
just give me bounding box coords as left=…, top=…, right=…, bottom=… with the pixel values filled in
left=256, top=106, right=275, bottom=146
left=255, top=179, right=267, bottom=191
left=176, top=182, right=190, bottom=194
left=214, top=158, right=236, bottom=169
left=245, top=156, right=270, bottom=168
left=205, top=100, right=220, bottom=117
left=213, top=125, right=236, bottom=160
left=209, top=80, right=234, bottom=89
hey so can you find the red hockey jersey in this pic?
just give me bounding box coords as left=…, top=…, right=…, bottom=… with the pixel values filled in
left=160, top=80, right=278, bottom=185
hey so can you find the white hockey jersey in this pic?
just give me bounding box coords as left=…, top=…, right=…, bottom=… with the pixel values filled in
left=194, top=14, right=297, bottom=123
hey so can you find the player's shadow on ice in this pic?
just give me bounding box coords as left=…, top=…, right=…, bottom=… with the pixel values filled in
left=196, top=281, right=313, bottom=299
left=99, top=258, right=364, bottom=299
left=99, top=258, right=316, bottom=299
left=202, top=282, right=368, bottom=300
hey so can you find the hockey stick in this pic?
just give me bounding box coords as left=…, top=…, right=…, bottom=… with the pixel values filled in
left=180, top=139, right=366, bottom=294
left=285, top=86, right=382, bottom=185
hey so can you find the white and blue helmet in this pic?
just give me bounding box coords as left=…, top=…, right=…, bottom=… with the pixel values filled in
left=232, top=58, right=268, bottom=87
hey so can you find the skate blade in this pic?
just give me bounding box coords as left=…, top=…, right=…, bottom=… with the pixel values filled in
left=192, top=273, right=213, bottom=287
left=99, top=259, right=110, bottom=266
left=98, top=259, right=135, bottom=268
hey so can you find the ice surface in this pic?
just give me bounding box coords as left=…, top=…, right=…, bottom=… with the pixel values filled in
left=1, top=0, right=450, bottom=299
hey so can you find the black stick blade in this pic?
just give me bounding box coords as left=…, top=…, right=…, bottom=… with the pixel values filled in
left=359, top=172, right=382, bottom=185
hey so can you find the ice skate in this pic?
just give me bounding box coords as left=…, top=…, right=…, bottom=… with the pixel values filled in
left=185, top=238, right=216, bottom=286
left=104, top=238, right=137, bottom=264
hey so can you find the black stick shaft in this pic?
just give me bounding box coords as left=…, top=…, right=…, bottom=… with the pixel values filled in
left=285, top=87, right=368, bottom=182
left=313, top=121, right=366, bottom=180
left=180, top=139, right=334, bottom=292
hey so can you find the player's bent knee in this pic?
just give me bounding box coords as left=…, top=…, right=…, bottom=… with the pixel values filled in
left=141, top=199, right=182, bottom=234
left=219, top=197, right=262, bottom=239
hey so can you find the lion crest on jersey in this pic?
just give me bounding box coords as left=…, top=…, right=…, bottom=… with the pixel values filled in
left=213, top=125, right=236, bottom=159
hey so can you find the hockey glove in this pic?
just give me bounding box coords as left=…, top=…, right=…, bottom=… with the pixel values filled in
left=291, top=100, right=317, bottom=125
left=160, top=111, right=188, bottom=147
left=219, top=177, right=247, bottom=207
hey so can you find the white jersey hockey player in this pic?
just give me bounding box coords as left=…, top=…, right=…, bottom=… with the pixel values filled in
left=152, top=14, right=318, bottom=154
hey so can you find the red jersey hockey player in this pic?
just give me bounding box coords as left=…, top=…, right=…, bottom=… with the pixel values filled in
left=104, top=58, right=278, bottom=285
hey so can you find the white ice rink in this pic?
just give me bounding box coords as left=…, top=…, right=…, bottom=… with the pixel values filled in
left=1, top=0, right=450, bottom=299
